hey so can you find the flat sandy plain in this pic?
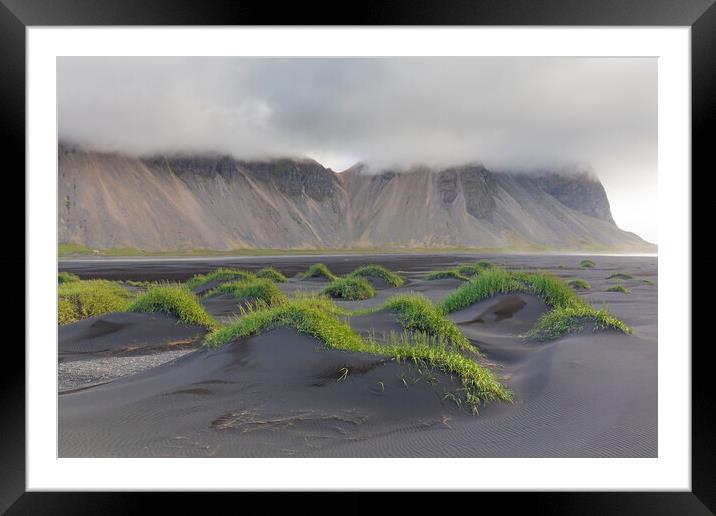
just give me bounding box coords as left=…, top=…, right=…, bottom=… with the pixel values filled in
left=58, top=254, right=657, bottom=457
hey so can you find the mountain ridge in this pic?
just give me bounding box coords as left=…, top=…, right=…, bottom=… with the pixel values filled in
left=58, top=146, right=655, bottom=253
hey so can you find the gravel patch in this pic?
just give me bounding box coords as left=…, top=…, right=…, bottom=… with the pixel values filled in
left=59, top=349, right=195, bottom=392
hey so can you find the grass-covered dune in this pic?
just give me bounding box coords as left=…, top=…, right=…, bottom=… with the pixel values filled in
left=607, top=272, right=634, bottom=280
left=347, top=264, right=404, bottom=287
left=455, top=260, right=494, bottom=276
left=606, top=284, right=630, bottom=293
left=58, top=271, right=80, bottom=284
left=255, top=267, right=288, bottom=283
left=383, top=294, right=474, bottom=353
left=424, top=270, right=470, bottom=281
left=568, top=279, right=592, bottom=290
left=425, top=261, right=494, bottom=281
left=58, top=279, right=134, bottom=325
left=438, top=267, right=630, bottom=341
left=205, top=278, right=288, bottom=307
left=580, top=259, right=596, bottom=268
left=302, top=263, right=338, bottom=282
left=128, top=285, right=218, bottom=330
left=323, top=277, right=375, bottom=300
left=204, top=297, right=510, bottom=411
left=185, top=268, right=255, bottom=291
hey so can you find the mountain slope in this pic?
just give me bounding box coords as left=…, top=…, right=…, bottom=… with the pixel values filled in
left=58, top=147, right=654, bottom=252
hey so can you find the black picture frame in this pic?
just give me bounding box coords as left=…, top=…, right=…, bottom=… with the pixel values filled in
left=3, top=0, right=709, bottom=512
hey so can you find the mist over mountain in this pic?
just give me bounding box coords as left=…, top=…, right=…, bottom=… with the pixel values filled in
left=58, top=146, right=654, bottom=252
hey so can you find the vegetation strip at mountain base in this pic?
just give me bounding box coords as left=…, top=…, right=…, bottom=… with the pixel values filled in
left=437, top=267, right=630, bottom=341
left=203, top=298, right=510, bottom=411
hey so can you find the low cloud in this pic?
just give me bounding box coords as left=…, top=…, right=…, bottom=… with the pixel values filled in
left=57, top=56, right=657, bottom=240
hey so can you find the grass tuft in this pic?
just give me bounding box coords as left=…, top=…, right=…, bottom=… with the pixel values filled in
left=580, top=259, right=596, bottom=268
left=378, top=332, right=511, bottom=411
left=347, top=264, right=404, bottom=287
left=58, top=280, right=133, bottom=325
left=606, top=284, right=630, bottom=294
left=383, top=294, right=473, bottom=352
left=128, top=285, right=218, bottom=329
left=425, top=270, right=469, bottom=281
left=205, top=278, right=287, bottom=306
left=437, top=267, right=630, bottom=341
left=58, top=271, right=80, bottom=284
left=255, top=267, right=288, bottom=283
left=526, top=305, right=631, bottom=340
left=607, top=272, right=634, bottom=280
left=323, top=277, right=375, bottom=300
left=455, top=260, right=495, bottom=277
left=303, top=263, right=338, bottom=282
left=568, top=279, right=592, bottom=290
left=204, top=297, right=365, bottom=351
left=185, top=268, right=255, bottom=291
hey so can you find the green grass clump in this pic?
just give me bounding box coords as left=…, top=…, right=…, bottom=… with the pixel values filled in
left=128, top=285, right=218, bottom=329
left=255, top=267, right=288, bottom=283
left=123, top=279, right=160, bottom=288
left=204, top=298, right=509, bottom=411
left=205, top=297, right=366, bottom=351
left=605, top=284, right=630, bottom=294
left=303, top=263, right=338, bottom=282
left=205, top=279, right=287, bottom=306
left=347, top=264, right=404, bottom=287
left=425, top=270, right=469, bottom=281
left=323, top=277, right=375, bottom=300
left=607, top=272, right=634, bottom=280
left=568, top=279, right=592, bottom=290
left=454, top=264, right=480, bottom=277
left=437, top=268, right=527, bottom=314
left=642, top=279, right=655, bottom=286
left=455, top=260, right=494, bottom=276
left=379, top=332, right=511, bottom=411
left=185, top=268, right=255, bottom=290
left=289, top=291, right=352, bottom=316
left=437, top=267, right=630, bottom=341
left=58, top=280, right=133, bottom=325
left=58, top=271, right=80, bottom=284
left=580, top=259, right=596, bottom=268
left=383, top=294, right=473, bottom=352
left=526, top=304, right=631, bottom=340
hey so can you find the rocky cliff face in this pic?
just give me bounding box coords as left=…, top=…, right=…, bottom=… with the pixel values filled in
left=58, top=146, right=654, bottom=252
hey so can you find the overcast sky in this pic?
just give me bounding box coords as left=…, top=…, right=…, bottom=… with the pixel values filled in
left=57, top=57, right=657, bottom=243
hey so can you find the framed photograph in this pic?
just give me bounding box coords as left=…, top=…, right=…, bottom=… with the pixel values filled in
left=5, top=0, right=710, bottom=511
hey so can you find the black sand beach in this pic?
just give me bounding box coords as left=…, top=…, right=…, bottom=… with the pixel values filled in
left=58, top=254, right=657, bottom=457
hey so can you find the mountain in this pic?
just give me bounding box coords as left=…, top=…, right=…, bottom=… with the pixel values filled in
left=58, top=146, right=655, bottom=252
